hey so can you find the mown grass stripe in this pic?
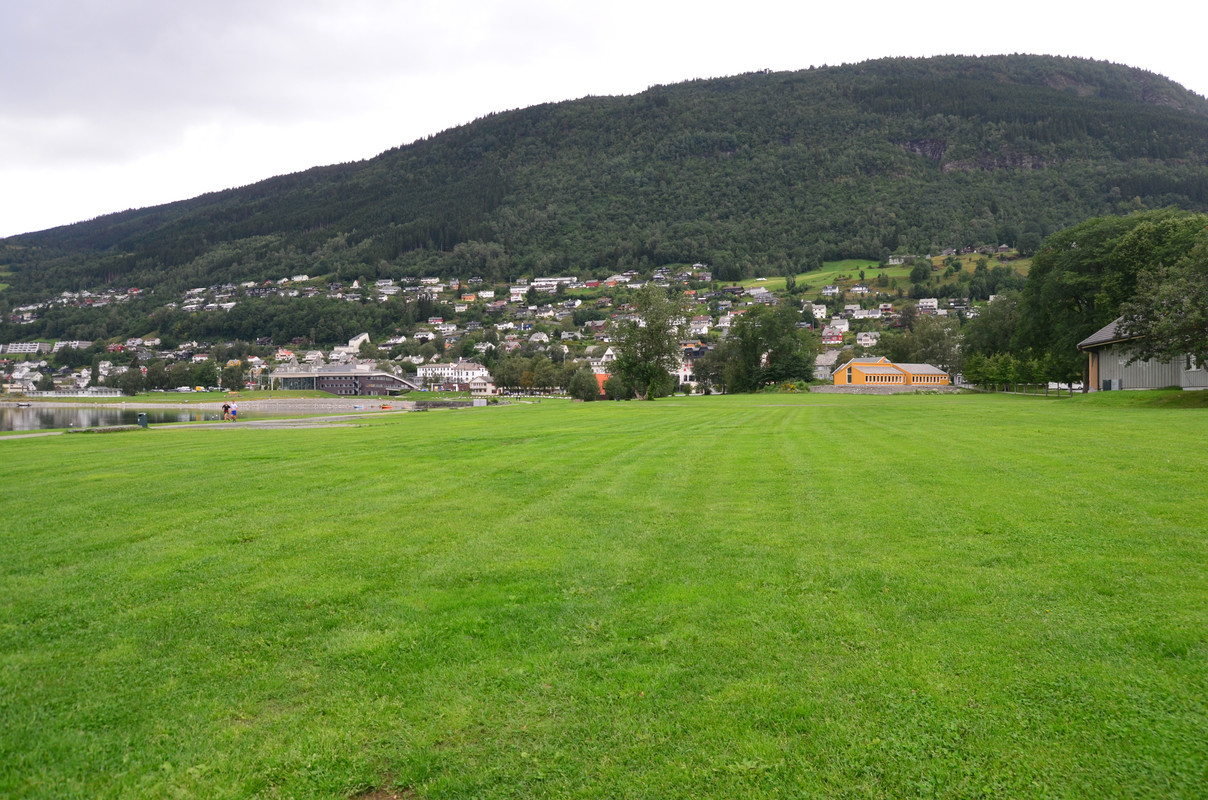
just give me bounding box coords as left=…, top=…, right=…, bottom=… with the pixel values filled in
left=1, top=393, right=1205, bottom=798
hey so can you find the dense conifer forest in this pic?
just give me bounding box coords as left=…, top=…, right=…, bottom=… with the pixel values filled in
left=3, top=54, right=1208, bottom=309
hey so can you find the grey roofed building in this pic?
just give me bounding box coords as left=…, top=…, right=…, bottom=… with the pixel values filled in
left=271, top=362, right=418, bottom=395
left=892, top=362, right=949, bottom=376
left=814, top=349, right=842, bottom=381
left=1077, top=316, right=1208, bottom=391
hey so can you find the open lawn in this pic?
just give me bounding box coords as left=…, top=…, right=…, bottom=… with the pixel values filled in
left=1, top=392, right=1205, bottom=798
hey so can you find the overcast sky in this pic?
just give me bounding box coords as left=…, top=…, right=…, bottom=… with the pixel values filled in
left=2, top=0, right=1205, bottom=238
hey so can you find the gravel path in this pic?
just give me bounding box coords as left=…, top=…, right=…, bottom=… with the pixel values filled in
left=2, top=398, right=415, bottom=413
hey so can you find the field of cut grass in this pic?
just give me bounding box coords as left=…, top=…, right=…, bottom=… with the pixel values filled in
left=1, top=392, right=1206, bottom=798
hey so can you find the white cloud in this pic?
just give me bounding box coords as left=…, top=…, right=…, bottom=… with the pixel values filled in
left=1, top=0, right=1205, bottom=237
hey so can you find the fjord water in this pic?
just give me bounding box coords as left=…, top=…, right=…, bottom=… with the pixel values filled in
left=0, top=405, right=216, bottom=431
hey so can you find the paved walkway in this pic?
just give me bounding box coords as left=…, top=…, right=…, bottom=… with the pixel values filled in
left=0, top=430, right=66, bottom=440
left=1, top=410, right=397, bottom=440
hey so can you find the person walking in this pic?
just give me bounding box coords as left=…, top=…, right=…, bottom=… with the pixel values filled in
left=221, top=402, right=231, bottom=421
left=230, top=402, right=238, bottom=421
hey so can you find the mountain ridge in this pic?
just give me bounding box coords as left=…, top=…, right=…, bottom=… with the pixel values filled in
left=4, top=54, right=1208, bottom=304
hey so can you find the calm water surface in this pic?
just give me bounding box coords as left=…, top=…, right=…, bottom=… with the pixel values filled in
left=1, top=405, right=223, bottom=431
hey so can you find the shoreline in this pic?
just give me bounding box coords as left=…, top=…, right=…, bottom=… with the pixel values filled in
left=1, top=398, right=416, bottom=414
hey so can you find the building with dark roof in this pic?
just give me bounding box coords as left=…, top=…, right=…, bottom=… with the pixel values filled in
left=270, top=363, right=418, bottom=395
left=1077, top=317, right=1207, bottom=391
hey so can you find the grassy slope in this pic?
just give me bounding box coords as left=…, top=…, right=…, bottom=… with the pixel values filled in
left=735, top=255, right=1033, bottom=296
left=738, top=260, right=893, bottom=293
left=1, top=394, right=1205, bottom=799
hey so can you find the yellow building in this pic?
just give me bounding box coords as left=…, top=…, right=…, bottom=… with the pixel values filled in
left=833, top=356, right=949, bottom=386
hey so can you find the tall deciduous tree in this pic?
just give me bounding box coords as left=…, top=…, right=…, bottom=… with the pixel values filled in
left=961, top=292, right=1020, bottom=357
left=882, top=315, right=962, bottom=375
left=720, top=304, right=815, bottom=392
left=1119, top=234, right=1208, bottom=366
left=910, top=316, right=963, bottom=376
left=567, top=368, right=601, bottom=401
left=192, top=359, right=218, bottom=389
left=1015, top=209, right=1208, bottom=374
left=116, top=368, right=144, bottom=396
left=530, top=355, right=557, bottom=393
left=221, top=361, right=245, bottom=390
left=608, top=284, right=689, bottom=400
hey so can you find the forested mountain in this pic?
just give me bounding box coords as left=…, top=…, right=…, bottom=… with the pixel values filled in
left=4, top=54, right=1208, bottom=306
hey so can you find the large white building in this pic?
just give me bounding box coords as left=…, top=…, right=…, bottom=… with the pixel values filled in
left=416, top=360, right=491, bottom=384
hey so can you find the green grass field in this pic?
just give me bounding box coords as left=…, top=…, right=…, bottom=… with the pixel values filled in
left=740, top=260, right=896, bottom=293
left=737, top=255, right=1033, bottom=296
left=2, top=393, right=1206, bottom=798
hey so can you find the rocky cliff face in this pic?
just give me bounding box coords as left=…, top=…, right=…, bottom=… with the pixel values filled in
left=901, top=139, right=1045, bottom=172
left=900, top=138, right=948, bottom=162
left=942, top=147, right=1047, bottom=173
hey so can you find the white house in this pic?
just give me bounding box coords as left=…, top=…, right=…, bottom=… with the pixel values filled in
left=416, top=360, right=491, bottom=384
left=469, top=375, right=498, bottom=397
left=856, top=331, right=881, bottom=348
left=675, top=357, right=695, bottom=388
left=331, top=333, right=371, bottom=358
left=588, top=346, right=617, bottom=373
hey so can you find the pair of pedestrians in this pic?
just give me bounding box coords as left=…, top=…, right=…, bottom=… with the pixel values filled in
left=221, top=402, right=238, bottom=421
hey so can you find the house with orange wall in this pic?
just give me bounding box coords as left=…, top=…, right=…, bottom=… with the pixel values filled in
left=832, top=357, right=949, bottom=386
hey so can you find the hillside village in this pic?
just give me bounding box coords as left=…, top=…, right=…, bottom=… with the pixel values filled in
left=1, top=251, right=1013, bottom=396
left=4, top=54, right=1208, bottom=401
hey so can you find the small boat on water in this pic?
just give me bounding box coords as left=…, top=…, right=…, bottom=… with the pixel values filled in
left=16, top=402, right=32, bottom=407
